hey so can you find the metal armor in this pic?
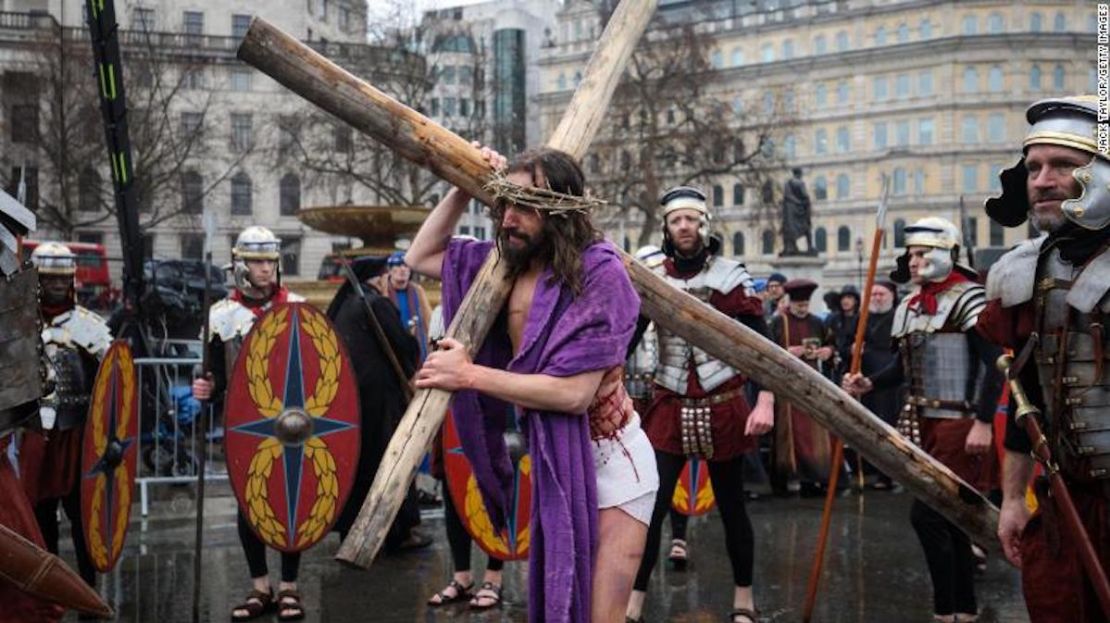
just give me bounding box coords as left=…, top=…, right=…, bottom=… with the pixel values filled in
left=205, top=293, right=306, bottom=371
left=0, top=269, right=42, bottom=436
left=892, top=282, right=987, bottom=441
left=40, top=306, right=111, bottom=431
left=653, top=256, right=754, bottom=394
left=990, top=241, right=1110, bottom=479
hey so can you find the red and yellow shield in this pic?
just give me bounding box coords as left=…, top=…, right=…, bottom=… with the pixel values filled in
left=225, top=303, right=360, bottom=553
left=81, top=341, right=139, bottom=573
left=671, top=458, right=716, bottom=516
left=443, top=410, right=531, bottom=561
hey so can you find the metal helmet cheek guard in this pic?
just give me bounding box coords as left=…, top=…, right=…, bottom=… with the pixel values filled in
left=918, top=247, right=955, bottom=282
left=986, top=96, right=1110, bottom=231
left=890, top=217, right=969, bottom=284
left=231, top=226, right=282, bottom=297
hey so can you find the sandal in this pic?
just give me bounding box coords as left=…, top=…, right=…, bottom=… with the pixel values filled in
left=427, top=579, right=473, bottom=606
left=668, top=538, right=689, bottom=571
left=469, top=581, right=503, bottom=610
left=276, top=589, right=305, bottom=622
left=728, top=607, right=759, bottom=623
left=230, top=589, right=274, bottom=622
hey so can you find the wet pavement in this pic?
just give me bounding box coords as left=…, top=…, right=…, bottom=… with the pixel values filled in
left=60, top=489, right=1028, bottom=622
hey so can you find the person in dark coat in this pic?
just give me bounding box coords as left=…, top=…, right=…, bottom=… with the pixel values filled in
left=327, top=256, right=428, bottom=553
left=859, top=281, right=900, bottom=489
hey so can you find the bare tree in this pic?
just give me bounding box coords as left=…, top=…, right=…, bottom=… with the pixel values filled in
left=586, top=19, right=796, bottom=248
left=277, top=11, right=488, bottom=208
left=0, top=18, right=250, bottom=238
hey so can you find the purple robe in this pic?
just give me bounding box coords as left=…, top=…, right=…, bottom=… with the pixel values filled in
left=440, top=238, right=639, bottom=623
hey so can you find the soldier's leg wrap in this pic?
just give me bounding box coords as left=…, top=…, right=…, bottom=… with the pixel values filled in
left=707, top=455, right=754, bottom=587
left=633, top=451, right=685, bottom=592
left=911, top=499, right=973, bottom=615
left=33, top=498, right=61, bottom=554
left=61, top=485, right=95, bottom=586
left=237, top=511, right=270, bottom=580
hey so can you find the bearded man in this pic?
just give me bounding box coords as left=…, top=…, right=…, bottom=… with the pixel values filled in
left=406, top=145, right=658, bottom=623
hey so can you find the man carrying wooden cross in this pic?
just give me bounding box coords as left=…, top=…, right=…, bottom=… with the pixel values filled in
left=407, top=144, right=658, bottom=623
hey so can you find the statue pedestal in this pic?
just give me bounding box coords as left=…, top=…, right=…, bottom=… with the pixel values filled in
left=770, top=255, right=837, bottom=316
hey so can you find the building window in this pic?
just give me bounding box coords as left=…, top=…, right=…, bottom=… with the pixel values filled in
left=180, top=111, right=203, bottom=136
left=711, top=50, right=723, bottom=68
left=8, top=166, right=38, bottom=210
left=230, top=113, right=252, bottom=151
left=837, top=226, right=851, bottom=252
left=987, top=113, right=1005, bottom=143
left=813, top=35, right=826, bottom=55
left=281, top=237, right=301, bottom=277
left=731, top=96, right=744, bottom=115
left=920, top=19, right=933, bottom=39
left=893, top=168, right=907, bottom=195
left=733, top=183, right=744, bottom=205
left=184, top=67, right=206, bottom=90
left=836, top=174, right=850, bottom=199
left=761, top=43, right=774, bottom=63
left=230, top=68, right=251, bottom=92
left=181, top=234, right=204, bottom=261
left=784, top=134, right=796, bottom=159
left=918, top=118, right=935, bottom=145
left=762, top=92, right=774, bottom=115
left=181, top=171, right=203, bottom=214
left=962, top=164, right=978, bottom=192
left=315, top=0, right=327, bottom=21
left=732, top=232, right=745, bottom=256
left=814, top=176, right=828, bottom=200
left=815, top=84, right=827, bottom=107
left=914, top=169, right=925, bottom=194
left=835, top=126, right=850, bottom=153
left=895, top=120, right=910, bottom=147
left=963, top=66, right=978, bottom=93
left=987, top=13, right=1004, bottom=34
left=1053, top=12, right=1066, bottom=33
left=873, top=76, right=888, bottom=101
left=895, top=74, right=910, bottom=98
left=231, top=171, right=252, bottom=215
left=815, top=227, right=827, bottom=252
left=988, top=66, right=1003, bottom=92
left=232, top=14, right=251, bottom=39
left=815, top=129, right=828, bottom=155
left=990, top=220, right=1004, bottom=246
left=836, top=82, right=849, bottom=104
left=762, top=180, right=774, bottom=204
left=183, top=11, right=204, bottom=36
left=132, top=7, right=155, bottom=32
left=1053, top=65, right=1066, bottom=90
left=280, top=173, right=301, bottom=215
left=989, top=163, right=1005, bottom=192
left=835, top=31, right=849, bottom=51
left=919, top=70, right=933, bottom=96
left=761, top=230, right=774, bottom=255
left=961, top=116, right=979, bottom=143
left=962, top=15, right=977, bottom=35
left=875, top=26, right=886, bottom=46
left=730, top=48, right=744, bottom=66
left=966, top=217, right=979, bottom=247
left=897, top=23, right=909, bottom=43
left=712, top=185, right=724, bottom=207
left=893, top=218, right=907, bottom=247
left=10, top=105, right=37, bottom=143
left=1031, top=12, right=1043, bottom=33
left=1030, top=65, right=1042, bottom=90
left=78, top=167, right=101, bottom=212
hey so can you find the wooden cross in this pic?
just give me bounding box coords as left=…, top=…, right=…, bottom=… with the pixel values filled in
left=237, top=3, right=1001, bottom=569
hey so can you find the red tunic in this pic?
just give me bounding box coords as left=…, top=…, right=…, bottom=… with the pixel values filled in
left=641, top=259, right=764, bottom=461
left=18, top=428, right=83, bottom=503
left=0, top=437, right=64, bottom=623
left=770, top=313, right=834, bottom=482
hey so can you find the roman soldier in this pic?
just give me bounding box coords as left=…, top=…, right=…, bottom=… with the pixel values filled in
left=19, top=242, right=111, bottom=590
left=626, top=186, right=775, bottom=623
left=978, top=95, right=1110, bottom=623
left=844, top=217, right=1003, bottom=622
left=770, top=278, right=836, bottom=495
left=191, top=226, right=309, bottom=622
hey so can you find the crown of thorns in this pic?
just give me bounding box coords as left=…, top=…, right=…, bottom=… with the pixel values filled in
left=483, top=171, right=607, bottom=216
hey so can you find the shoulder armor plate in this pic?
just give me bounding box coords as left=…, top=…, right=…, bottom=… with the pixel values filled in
left=207, top=299, right=257, bottom=342
left=704, top=256, right=754, bottom=295
left=45, top=307, right=111, bottom=358
left=986, top=237, right=1045, bottom=307
left=1067, top=248, right=1110, bottom=314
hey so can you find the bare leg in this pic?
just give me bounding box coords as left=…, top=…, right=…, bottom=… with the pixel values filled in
left=593, top=507, right=648, bottom=623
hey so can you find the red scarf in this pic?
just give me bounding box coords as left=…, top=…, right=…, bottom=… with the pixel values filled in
left=40, top=300, right=74, bottom=322
left=231, top=285, right=291, bottom=318
left=907, top=272, right=970, bottom=315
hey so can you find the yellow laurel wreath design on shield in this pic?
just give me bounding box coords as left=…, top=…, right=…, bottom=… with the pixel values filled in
left=85, top=346, right=117, bottom=569
left=461, top=455, right=532, bottom=557
left=242, top=306, right=342, bottom=548
left=87, top=475, right=108, bottom=569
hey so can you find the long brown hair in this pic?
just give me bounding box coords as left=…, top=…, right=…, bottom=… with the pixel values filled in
left=490, top=148, right=602, bottom=296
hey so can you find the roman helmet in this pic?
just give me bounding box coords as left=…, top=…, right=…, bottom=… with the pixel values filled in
left=985, top=95, right=1110, bottom=231
left=231, top=226, right=281, bottom=297
left=659, top=186, right=721, bottom=257
left=890, top=217, right=976, bottom=283
left=31, top=242, right=77, bottom=277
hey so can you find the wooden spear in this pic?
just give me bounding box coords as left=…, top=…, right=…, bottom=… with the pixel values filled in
left=801, top=175, right=890, bottom=623
left=237, top=10, right=1002, bottom=569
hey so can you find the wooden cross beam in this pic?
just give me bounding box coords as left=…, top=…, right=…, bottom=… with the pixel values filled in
left=237, top=6, right=1000, bottom=569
